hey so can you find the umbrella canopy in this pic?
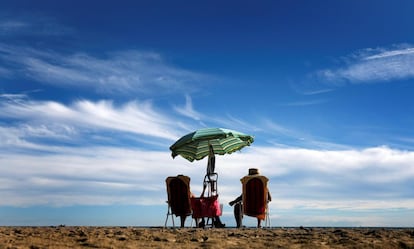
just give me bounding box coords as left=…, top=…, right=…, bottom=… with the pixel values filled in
left=170, top=127, right=254, bottom=162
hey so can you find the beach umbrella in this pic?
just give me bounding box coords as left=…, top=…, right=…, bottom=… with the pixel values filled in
left=170, top=127, right=254, bottom=173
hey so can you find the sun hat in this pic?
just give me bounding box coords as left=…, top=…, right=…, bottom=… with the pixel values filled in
left=248, top=168, right=259, bottom=176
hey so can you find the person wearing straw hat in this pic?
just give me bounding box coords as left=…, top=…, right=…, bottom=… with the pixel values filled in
left=229, top=168, right=272, bottom=228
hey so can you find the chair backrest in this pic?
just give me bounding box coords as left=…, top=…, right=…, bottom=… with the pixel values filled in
left=166, top=175, right=192, bottom=216
left=241, top=175, right=269, bottom=219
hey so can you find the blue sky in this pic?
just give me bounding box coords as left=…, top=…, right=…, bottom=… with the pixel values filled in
left=1, top=0, right=414, bottom=227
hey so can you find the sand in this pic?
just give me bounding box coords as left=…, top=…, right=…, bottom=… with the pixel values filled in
left=0, top=226, right=413, bottom=249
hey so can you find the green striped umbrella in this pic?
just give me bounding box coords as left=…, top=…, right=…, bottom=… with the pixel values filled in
left=170, top=128, right=254, bottom=163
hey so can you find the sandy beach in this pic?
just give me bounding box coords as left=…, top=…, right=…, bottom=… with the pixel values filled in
left=0, top=226, right=413, bottom=249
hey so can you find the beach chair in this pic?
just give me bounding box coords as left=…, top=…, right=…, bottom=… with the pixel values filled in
left=165, top=175, right=192, bottom=228
left=241, top=175, right=270, bottom=227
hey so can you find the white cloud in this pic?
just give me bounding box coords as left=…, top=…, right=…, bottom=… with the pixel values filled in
left=216, top=114, right=261, bottom=132
left=217, top=146, right=414, bottom=207
left=0, top=145, right=413, bottom=214
left=1, top=135, right=413, bottom=227
left=0, top=147, right=192, bottom=206
left=302, top=89, right=334, bottom=95
left=0, top=97, right=180, bottom=142
left=173, top=94, right=203, bottom=121
left=317, top=45, right=414, bottom=84
left=363, top=47, right=414, bottom=60
left=0, top=43, right=206, bottom=95
left=0, top=126, right=35, bottom=149
left=20, top=124, right=76, bottom=139
left=0, top=93, right=28, bottom=100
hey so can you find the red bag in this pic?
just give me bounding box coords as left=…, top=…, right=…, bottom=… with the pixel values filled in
left=190, top=196, right=222, bottom=218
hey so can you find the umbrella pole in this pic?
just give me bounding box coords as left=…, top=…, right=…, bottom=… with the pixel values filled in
left=206, top=144, right=215, bottom=176
left=204, top=144, right=218, bottom=197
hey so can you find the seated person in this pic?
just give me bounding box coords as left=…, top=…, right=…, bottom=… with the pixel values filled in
left=229, top=168, right=271, bottom=228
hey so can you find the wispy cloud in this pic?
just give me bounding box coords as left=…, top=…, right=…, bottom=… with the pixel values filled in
left=0, top=94, right=269, bottom=152
left=0, top=147, right=184, bottom=206
left=0, top=93, right=28, bottom=100
left=301, top=89, right=334, bottom=95
left=173, top=95, right=203, bottom=121
left=0, top=20, right=28, bottom=32
left=0, top=97, right=181, bottom=144
left=282, top=99, right=328, bottom=106
left=172, top=94, right=262, bottom=133
left=0, top=43, right=206, bottom=95
left=0, top=16, right=74, bottom=36
left=317, top=45, right=414, bottom=84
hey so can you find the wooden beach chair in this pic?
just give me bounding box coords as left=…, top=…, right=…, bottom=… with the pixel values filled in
left=241, top=175, right=270, bottom=227
left=165, top=175, right=192, bottom=228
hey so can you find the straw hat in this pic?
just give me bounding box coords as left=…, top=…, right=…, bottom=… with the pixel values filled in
left=248, top=168, right=259, bottom=176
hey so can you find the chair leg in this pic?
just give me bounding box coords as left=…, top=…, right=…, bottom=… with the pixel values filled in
left=164, top=214, right=168, bottom=228
left=171, top=210, right=175, bottom=227
left=164, top=205, right=169, bottom=227
left=165, top=205, right=175, bottom=228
